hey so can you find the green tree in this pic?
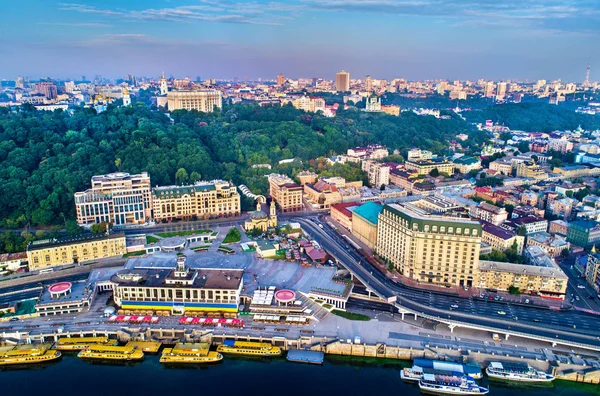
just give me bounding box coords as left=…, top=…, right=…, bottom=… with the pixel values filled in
left=516, top=225, right=527, bottom=236
left=190, top=171, right=201, bottom=183
left=508, top=285, right=521, bottom=295
left=90, top=221, right=108, bottom=234
left=429, top=168, right=440, bottom=177
left=517, top=141, right=530, bottom=153
left=560, top=248, right=570, bottom=258
left=175, top=168, right=189, bottom=185
left=65, top=220, right=83, bottom=236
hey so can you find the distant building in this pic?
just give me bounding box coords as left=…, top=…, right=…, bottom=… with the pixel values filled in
left=470, top=202, right=508, bottom=226
left=362, top=159, right=390, bottom=187
left=503, top=215, right=548, bottom=234
left=405, top=158, right=454, bottom=176
left=152, top=181, right=240, bottom=222
left=480, top=221, right=524, bottom=254
left=27, top=233, right=126, bottom=270
left=381, top=105, right=400, bottom=116
left=34, top=81, right=57, bottom=99
left=74, top=172, right=152, bottom=226
left=407, top=148, right=434, bottom=161
left=526, top=232, right=569, bottom=257
left=276, top=74, right=286, bottom=86
left=364, top=95, right=381, bottom=112
left=347, top=144, right=389, bottom=161
left=296, top=171, right=318, bottom=185
left=548, top=219, right=569, bottom=236
left=336, top=70, right=350, bottom=92
left=453, top=156, right=481, bottom=174
left=167, top=90, right=222, bottom=112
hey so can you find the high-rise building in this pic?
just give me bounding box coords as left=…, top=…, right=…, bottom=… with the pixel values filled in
left=364, top=75, right=373, bottom=92
left=496, top=82, right=507, bottom=99
left=15, top=76, right=24, bottom=89
left=276, top=74, right=286, bottom=86
left=74, top=172, right=152, bottom=226
left=126, top=74, right=137, bottom=87
left=336, top=70, right=350, bottom=92
left=167, top=90, right=222, bottom=112
left=152, top=180, right=241, bottom=221
left=268, top=174, right=303, bottom=213
left=376, top=203, right=481, bottom=287
left=483, top=81, right=495, bottom=98
left=34, top=82, right=57, bottom=99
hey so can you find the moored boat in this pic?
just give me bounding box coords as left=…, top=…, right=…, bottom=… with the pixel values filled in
left=160, top=343, right=222, bottom=364
left=77, top=344, right=144, bottom=361
left=486, top=361, right=554, bottom=383
left=54, top=336, right=117, bottom=351
left=216, top=340, right=281, bottom=357
left=419, top=373, right=489, bottom=395
left=0, top=344, right=61, bottom=366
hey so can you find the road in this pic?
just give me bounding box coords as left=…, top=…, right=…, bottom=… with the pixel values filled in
left=293, top=216, right=600, bottom=349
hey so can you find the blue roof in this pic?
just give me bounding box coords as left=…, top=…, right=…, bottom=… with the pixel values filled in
left=353, top=202, right=383, bottom=225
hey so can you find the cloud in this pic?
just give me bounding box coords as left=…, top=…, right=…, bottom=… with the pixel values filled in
left=71, top=33, right=230, bottom=48
left=37, top=22, right=114, bottom=27
left=58, top=2, right=285, bottom=26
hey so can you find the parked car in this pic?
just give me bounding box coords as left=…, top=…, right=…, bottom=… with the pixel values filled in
left=497, top=311, right=506, bottom=315
left=577, top=285, right=586, bottom=289
left=450, top=304, right=459, bottom=309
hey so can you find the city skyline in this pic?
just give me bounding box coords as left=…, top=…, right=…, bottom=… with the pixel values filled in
left=1, top=0, right=599, bottom=81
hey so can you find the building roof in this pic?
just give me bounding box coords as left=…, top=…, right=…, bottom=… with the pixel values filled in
left=111, top=267, right=243, bottom=290
left=568, top=219, right=599, bottom=230
left=353, top=202, right=383, bottom=225
left=384, top=203, right=481, bottom=234
left=453, top=156, right=479, bottom=165
left=153, top=183, right=219, bottom=197
left=331, top=202, right=359, bottom=219
left=481, top=221, right=515, bottom=240
left=479, top=260, right=568, bottom=279
left=27, top=232, right=125, bottom=251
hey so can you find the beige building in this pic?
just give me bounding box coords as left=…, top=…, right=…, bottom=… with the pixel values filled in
left=336, top=70, right=350, bottom=92
left=478, top=260, right=568, bottom=300
left=296, top=171, right=317, bottom=185
left=376, top=203, right=481, bottom=287
left=362, top=160, right=390, bottom=187
left=489, top=159, right=513, bottom=175
left=268, top=174, right=303, bottom=213
left=152, top=181, right=240, bottom=221
left=167, top=90, right=222, bottom=112
left=481, top=222, right=524, bottom=254
left=381, top=105, right=400, bottom=116
left=469, top=202, right=508, bottom=226
left=288, top=96, right=325, bottom=113
left=74, top=172, right=152, bottom=226
left=515, top=161, right=546, bottom=180
left=304, top=179, right=342, bottom=209
left=351, top=202, right=383, bottom=249
left=27, top=233, right=126, bottom=270
left=405, top=159, right=454, bottom=176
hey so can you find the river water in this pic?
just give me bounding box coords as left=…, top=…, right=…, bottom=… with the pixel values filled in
left=0, top=353, right=597, bottom=396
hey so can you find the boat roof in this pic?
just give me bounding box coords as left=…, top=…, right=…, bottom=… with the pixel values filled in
left=423, top=373, right=436, bottom=381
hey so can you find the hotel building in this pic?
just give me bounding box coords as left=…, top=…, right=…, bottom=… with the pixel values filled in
left=74, top=172, right=152, bottom=226
left=376, top=203, right=481, bottom=287
left=167, top=90, right=222, bottom=112
left=27, top=233, right=126, bottom=270
left=152, top=180, right=240, bottom=221
left=110, top=256, right=243, bottom=314
left=268, top=174, right=303, bottom=213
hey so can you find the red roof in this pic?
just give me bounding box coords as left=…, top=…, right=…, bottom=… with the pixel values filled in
left=331, top=202, right=358, bottom=219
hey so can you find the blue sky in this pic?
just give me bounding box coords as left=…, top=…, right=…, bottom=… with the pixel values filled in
left=1, top=0, right=599, bottom=81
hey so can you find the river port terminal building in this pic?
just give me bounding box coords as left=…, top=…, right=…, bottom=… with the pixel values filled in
left=110, top=256, right=243, bottom=315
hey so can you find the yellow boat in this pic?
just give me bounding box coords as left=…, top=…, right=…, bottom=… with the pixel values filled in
left=160, top=343, right=223, bottom=364
left=77, top=344, right=144, bottom=361
left=125, top=341, right=162, bottom=353
left=55, top=336, right=117, bottom=351
left=0, top=344, right=61, bottom=366
left=217, top=340, right=281, bottom=357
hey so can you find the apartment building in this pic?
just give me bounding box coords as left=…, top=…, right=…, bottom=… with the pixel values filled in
left=268, top=174, right=303, bottom=213
left=74, top=172, right=152, bottom=226
left=480, top=221, right=524, bottom=254
left=469, top=202, right=508, bottom=226
left=376, top=203, right=481, bottom=287
left=346, top=144, right=389, bottom=161
left=152, top=180, right=240, bottom=221
left=526, top=232, right=569, bottom=257
left=361, top=159, right=390, bottom=187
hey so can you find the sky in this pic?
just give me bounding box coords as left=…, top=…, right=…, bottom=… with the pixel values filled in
left=1, top=0, right=599, bottom=82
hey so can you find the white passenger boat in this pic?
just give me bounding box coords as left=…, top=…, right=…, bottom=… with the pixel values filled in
left=486, top=361, right=554, bottom=383
left=418, top=373, right=489, bottom=395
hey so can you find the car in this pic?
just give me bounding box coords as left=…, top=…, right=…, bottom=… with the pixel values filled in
left=450, top=304, right=459, bottom=308
left=525, top=299, right=530, bottom=304
left=9, top=317, right=19, bottom=322
left=531, top=319, right=540, bottom=322
left=575, top=296, right=580, bottom=301
left=497, top=311, right=506, bottom=315
left=588, top=296, right=595, bottom=300
left=577, top=285, right=586, bottom=289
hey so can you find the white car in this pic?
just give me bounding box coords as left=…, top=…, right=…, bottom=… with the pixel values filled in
left=577, top=285, right=586, bottom=289
left=497, top=311, right=506, bottom=315
left=450, top=304, right=459, bottom=309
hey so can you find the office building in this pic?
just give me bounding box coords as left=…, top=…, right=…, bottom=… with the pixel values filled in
left=74, top=172, right=152, bottom=226
left=167, top=90, right=222, bottom=112
left=268, top=174, right=303, bottom=213
left=27, top=233, right=126, bottom=270
left=567, top=220, right=600, bottom=248
left=336, top=70, right=350, bottom=92
left=111, top=256, right=243, bottom=314
left=152, top=181, right=240, bottom=221
left=376, top=203, right=481, bottom=287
